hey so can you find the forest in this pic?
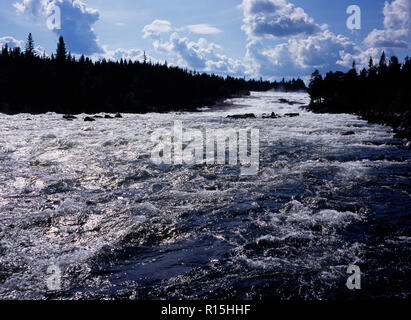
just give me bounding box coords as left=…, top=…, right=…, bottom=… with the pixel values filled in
left=308, top=52, right=411, bottom=140
left=0, top=34, right=306, bottom=115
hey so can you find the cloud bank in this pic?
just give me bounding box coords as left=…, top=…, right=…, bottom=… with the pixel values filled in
left=240, top=0, right=394, bottom=78
left=143, top=21, right=249, bottom=76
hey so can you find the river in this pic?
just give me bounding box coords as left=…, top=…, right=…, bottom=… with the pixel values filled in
left=0, top=91, right=410, bottom=299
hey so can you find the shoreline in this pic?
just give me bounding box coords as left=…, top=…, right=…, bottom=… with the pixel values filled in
left=305, top=104, right=411, bottom=142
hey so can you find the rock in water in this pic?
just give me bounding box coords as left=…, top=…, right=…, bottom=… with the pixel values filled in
left=115, top=113, right=123, bottom=118
left=227, top=113, right=256, bottom=119
left=84, top=117, right=96, bottom=122
left=284, top=113, right=300, bottom=117
left=263, top=112, right=280, bottom=119
left=104, top=115, right=114, bottom=119
left=342, top=131, right=355, bottom=136
left=63, top=115, right=77, bottom=120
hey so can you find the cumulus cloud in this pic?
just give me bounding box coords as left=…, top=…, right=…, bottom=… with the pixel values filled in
left=246, top=30, right=362, bottom=77
left=143, top=20, right=249, bottom=76
left=364, top=0, right=411, bottom=48
left=142, top=19, right=172, bottom=39
left=239, top=0, right=387, bottom=78
left=186, top=24, right=222, bottom=35
left=339, top=47, right=385, bottom=70
left=364, top=29, right=408, bottom=48
left=157, top=33, right=244, bottom=73
left=241, top=0, right=321, bottom=39
left=14, top=0, right=103, bottom=55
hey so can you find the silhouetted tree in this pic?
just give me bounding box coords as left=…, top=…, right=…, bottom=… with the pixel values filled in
left=0, top=33, right=306, bottom=115
left=1, top=44, right=8, bottom=58
left=25, top=33, right=35, bottom=57
left=378, top=51, right=388, bottom=74
left=308, top=53, right=411, bottom=139
left=56, top=36, right=67, bottom=62
left=308, top=70, right=323, bottom=104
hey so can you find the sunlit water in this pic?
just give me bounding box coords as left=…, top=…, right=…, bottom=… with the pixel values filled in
left=0, top=91, right=410, bottom=300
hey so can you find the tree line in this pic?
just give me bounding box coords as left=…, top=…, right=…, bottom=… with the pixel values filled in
left=308, top=53, right=411, bottom=139
left=0, top=34, right=306, bottom=115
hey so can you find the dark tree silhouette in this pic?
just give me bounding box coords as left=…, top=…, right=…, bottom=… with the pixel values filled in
left=308, top=70, right=323, bottom=104
left=56, top=36, right=67, bottom=62
left=308, top=53, right=411, bottom=140
left=0, top=33, right=306, bottom=116
left=25, top=33, right=34, bottom=57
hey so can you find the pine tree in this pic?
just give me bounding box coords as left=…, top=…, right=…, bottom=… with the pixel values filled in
left=368, top=56, right=377, bottom=78
left=56, top=36, right=67, bottom=62
left=25, top=33, right=35, bottom=56
left=2, top=44, right=9, bottom=57
left=369, top=57, right=374, bottom=69
left=378, top=51, right=387, bottom=73
left=308, top=70, right=323, bottom=104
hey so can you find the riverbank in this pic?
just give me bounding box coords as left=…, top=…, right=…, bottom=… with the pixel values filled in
left=307, top=103, right=411, bottom=142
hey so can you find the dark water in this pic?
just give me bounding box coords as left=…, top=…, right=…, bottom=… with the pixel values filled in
left=0, top=92, right=410, bottom=300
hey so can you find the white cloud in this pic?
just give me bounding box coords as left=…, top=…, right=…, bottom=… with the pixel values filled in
left=241, top=0, right=321, bottom=39
left=246, top=30, right=361, bottom=77
left=14, top=0, right=103, bottom=55
left=339, top=47, right=385, bottom=70
left=383, top=0, right=411, bottom=33
left=364, top=0, right=411, bottom=48
left=364, top=29, right=408, bottom=48
left=241, top=0, right=361, bottom=77
left=143, top=20, right=250, bottom=76
left=239, top=0, right=392, bottom=78
left=186, top=24, right=222, bottom=35
left=142, top=19, right=172, bottom=39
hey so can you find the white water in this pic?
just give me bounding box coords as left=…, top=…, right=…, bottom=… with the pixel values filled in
left=0, top=91, right=410, bottom=299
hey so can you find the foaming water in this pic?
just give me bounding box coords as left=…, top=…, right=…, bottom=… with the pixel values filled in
left=0, top=91, right=410, bottom=300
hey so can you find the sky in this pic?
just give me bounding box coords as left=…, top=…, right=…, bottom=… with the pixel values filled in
left=1, top=0, right=411, bottom=80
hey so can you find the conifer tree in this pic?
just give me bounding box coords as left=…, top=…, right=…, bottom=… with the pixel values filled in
left=2, top=44, right=9, bottom=57
left=25, top=33, right=35, bottom=56
left=56, top=36, right=67, bottom=62
left=379, top=51, right=387, bottom=73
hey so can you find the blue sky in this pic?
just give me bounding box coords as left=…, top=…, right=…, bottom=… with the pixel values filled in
left=1, top=0, right=411, bottom=80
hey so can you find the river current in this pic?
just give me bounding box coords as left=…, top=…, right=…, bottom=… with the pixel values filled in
left=0, top=91, right=410, bottom=299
